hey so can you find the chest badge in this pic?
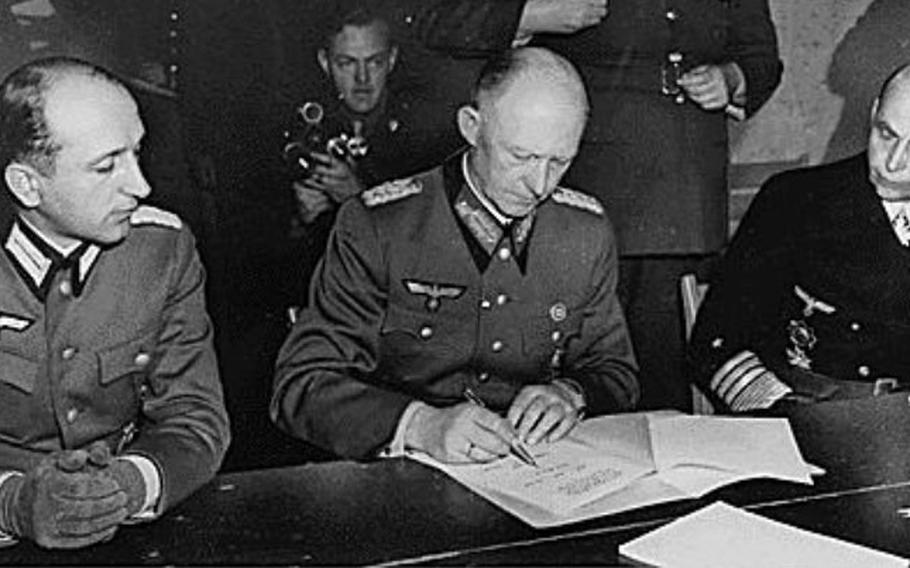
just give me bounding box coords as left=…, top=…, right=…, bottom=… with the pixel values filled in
left=0, top=312, right=33, bottom=335
left=549, top=302, right=568, bottom=322
left=403, top=280, right=465, bottom=312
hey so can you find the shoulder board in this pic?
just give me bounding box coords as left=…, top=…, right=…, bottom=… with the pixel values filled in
left=551, top=187, right=604, bottom=216
left=361, top=178, right=422, bottom=208
left=129, top=205, right=182, bottom=229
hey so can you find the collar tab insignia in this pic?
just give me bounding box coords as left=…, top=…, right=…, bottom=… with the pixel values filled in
left=0, top=312, right=33, bottom=334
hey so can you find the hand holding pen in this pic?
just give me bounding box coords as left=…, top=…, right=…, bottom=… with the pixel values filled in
left=464, top=389, right=539, bottom=468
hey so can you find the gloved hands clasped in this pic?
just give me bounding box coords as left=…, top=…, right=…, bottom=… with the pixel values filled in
left=0, top=442, right=146, bottom=549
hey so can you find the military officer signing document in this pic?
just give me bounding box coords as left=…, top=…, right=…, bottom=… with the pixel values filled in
left=272, top=47, right=639, bottom=463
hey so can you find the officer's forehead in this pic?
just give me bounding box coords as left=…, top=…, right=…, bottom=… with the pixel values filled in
left=44, top=75, right=141, bottom=156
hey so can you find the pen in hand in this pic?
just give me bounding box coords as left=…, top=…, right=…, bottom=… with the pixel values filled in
left=464, top=388, right=539, bottom=467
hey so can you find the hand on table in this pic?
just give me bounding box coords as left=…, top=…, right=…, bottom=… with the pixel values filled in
left=0, top=448, right=128, bottom=549
left=507, top=382, right=584, bottom=446
left=406, top=402, right=516, bottom=464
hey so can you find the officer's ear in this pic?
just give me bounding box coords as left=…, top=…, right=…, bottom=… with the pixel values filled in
left=317, top=49, right=330, bottom=76
left=457, top=104, right=481, bottom=147
left=4, top=162, right=43, bottom=209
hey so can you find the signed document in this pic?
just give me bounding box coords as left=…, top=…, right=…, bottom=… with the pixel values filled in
left=410, top=412, right=819, bottom=528
left=441, top=437, right=654, bottom=515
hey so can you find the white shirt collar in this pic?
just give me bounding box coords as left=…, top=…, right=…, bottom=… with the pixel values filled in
left=462, top=153, right=511, bottom=227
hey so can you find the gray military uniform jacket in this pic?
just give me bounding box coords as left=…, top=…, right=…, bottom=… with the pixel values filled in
left=0, top=206, right=229, bottom=513
left=272, top=155, right=639, bottom=459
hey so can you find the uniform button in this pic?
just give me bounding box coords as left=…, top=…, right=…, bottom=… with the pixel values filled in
left=134, top=352, right=151, bottom=367
left=858, top=365, right=871, bottom=377
left=58, top=280, right=72, bottom=296
left=478, top=372, right=489, bottom=382
left=498, top=248, right=511, bottom=261
left=711, top=337, right=724, bottom=349
left=491, top=340, right=504, bottom=352
left=850, top=322, right=861, bottom=331
left=496, top=294, right=508, bottom=306
left=419, top=325, right=433, bottom=339
left=666, top=9, right=679, bottom=21
left=551, top=330, right=562, bottom=342
left=61, top=347, right=76, bottom=360
left=65, top=408, right=78, bottom=423
left=139, top=384, right=150, bottom=397
left=480, top=299, right=492, bottom=310
left=405, top=15, right=414, bottom=24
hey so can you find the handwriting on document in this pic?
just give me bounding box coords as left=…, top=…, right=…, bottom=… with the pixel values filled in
left=457, top=439, right=654, bottom=515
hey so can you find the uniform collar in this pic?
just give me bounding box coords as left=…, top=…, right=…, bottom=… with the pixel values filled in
left=3, top=217, right=101, bottom=302
left=450, top=152, right=535, bottom=272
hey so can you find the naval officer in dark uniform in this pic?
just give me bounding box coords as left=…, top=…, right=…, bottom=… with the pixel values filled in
left=0, top=57, right=229, bottom=548
left=689, top=64, right=910, bottom=411
left=272, top=47, right=638, bottom=463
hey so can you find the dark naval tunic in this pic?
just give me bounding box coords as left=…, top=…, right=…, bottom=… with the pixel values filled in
left=689, top=154, right=910, bottom=410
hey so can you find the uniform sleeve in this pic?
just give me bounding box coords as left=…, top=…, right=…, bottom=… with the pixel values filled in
left=725, top=0, right=783, bottom=116
left=126, top=227, right=230, bottom=513
left=271, top=201, right=414, bottom=460
left=391, top=0, right=528, bottom=56
left=688, top=174, right=802, bottom=411
left=561, top=219, right=640, bottom=413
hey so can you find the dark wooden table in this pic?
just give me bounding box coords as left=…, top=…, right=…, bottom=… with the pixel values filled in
left=4, top=394, right=910, bottom=566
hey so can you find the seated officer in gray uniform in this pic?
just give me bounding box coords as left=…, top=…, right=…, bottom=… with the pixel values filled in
left=0, top=57, right=229, bottom=548
left=272, top=47, right=639, bottom=463
left=689, top=63, right=910, bottom=412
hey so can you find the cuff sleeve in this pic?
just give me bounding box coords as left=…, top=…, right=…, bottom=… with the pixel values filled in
left=119, top=455, right=161, bottom=520
left=724, top=63, right=747, bottom=121
left=379, top=401, right=430, bottom=458
left=710, top=350, right=792, bottom=411
left=0, top=472, right=22, bottom=546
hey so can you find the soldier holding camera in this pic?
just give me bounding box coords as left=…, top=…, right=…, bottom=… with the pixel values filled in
left=284, top=4, right=461, bottom=294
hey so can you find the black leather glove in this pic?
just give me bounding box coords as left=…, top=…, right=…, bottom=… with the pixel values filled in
left=0, top=452, right=128, bottom=549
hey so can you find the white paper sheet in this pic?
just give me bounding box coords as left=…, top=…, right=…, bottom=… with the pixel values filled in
left=409, top=412, right=819, bottom=528
left=620, top=502, right=909, bottom=568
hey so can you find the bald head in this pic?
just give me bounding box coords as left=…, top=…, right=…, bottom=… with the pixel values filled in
left=878, top=63, right=910, bottom=105
left=0, top=56, right=129, bottom=175
left=458, top=47, right=590, bottom=218
left=472, top=47, right=589, bottom=119
left=869, top=63, right=910, bottom=200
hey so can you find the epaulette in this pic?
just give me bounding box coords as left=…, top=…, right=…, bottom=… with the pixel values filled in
left=551, top=187, right=604, bottom=216
left=361, top=178, right=422, bottom=208
left=130, top=205, right=182, bottom=229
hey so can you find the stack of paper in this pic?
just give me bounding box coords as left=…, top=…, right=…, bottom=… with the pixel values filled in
left=619, top=501, right=908, bottom=568
left=409, top=412, right=821, bottom=527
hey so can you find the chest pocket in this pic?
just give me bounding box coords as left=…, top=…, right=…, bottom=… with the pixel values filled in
left=0, top=349, right=38, bottom=393
left=97, top=329, right=158, bottom=389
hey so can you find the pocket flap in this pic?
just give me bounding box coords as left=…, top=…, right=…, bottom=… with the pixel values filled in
left=97, top=330, right=157, bottom=385
left=0, top=350, right=37, bottom=393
